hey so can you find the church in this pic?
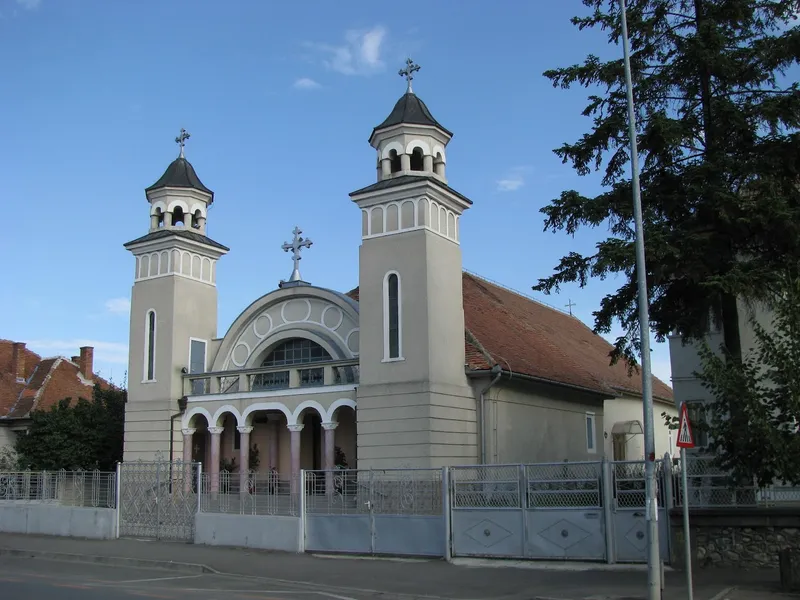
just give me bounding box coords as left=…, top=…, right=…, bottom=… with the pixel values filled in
left=122, top=61, right=676, bottom=487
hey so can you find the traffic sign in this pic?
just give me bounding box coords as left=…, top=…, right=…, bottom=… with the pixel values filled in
left=676, top=402, right=695, bottom=449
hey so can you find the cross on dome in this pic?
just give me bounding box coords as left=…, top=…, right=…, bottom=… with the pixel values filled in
left=398, top=58, right=420, bottom=94
left=175, top=128, right=190, bottom=158
left=281, top=226, right=313, bottom=284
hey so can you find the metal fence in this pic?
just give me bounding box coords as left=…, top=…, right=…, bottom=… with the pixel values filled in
left=305, top=467, right=443, bottom=516
left=673, top=455, right=800, bottom=507
left=200, top=470, right=300, bottom=516
left=0, top=470, right=116, bottom=508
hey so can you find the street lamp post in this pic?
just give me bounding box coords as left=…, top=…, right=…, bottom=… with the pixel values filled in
left=618, top=1, right=662, bottom=598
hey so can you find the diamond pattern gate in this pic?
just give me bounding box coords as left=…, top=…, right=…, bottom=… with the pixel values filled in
left=610, top=460, right=670, bottom=563
left=119, top=458, right=200, bottom=541
left=450, top=462, right=607, bottom=561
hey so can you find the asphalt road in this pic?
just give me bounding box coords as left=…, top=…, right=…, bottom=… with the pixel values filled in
left=0, top=557, right=371, bottom=600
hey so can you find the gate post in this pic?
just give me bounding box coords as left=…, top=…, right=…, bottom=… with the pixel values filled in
left=299, top=469, right=306, bottom=554
left=115, top=461, right=121, bottom=539
left=601, top=458, right=616, bottom=564
left=663, top=453, right=674, bottom=510
left=442, top=466, right=451, bottom=562
left=196, top=462, right=203, bottom=514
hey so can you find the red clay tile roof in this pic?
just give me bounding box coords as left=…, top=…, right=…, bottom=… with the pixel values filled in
left=0, top=340, right=111, bottom=420
left=345, top=273, right=673, bottom=403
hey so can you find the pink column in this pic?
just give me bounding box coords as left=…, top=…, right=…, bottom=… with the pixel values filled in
left=287, top=424, right=304, bottom=495
left=268, top=420, right=279, bottom=471
left=181, top=428, right=195, bottom=493
left=322, top=422, right=338, bottom=495
left=208, top=426, right=224, bottom=494
left=238, top=426, right=253, bottom=494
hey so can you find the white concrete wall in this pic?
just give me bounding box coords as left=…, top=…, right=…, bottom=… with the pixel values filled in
left=602, top=396, right=678, bottom=460
left=0, top=504, right=116, bottom=539
left=194, top=513, right=299, bottom=552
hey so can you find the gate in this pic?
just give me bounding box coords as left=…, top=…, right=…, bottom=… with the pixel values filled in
left=119, top=458, right=200, bottom=541
left=450, top=462, right=607, bottom=561
left=610, top=460, right=670, bottom=562
left=304, top=468, right=445, bottom=557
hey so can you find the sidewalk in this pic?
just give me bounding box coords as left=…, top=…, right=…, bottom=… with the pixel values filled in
left=0, top=533, right=784, bottom=600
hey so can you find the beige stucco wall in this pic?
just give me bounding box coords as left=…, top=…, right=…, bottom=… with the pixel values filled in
left=602, top=396, right=678, bottom=460
left=480, top=378, right=606, bottom=464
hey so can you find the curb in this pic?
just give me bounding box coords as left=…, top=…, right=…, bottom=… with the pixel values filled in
left=0, top=547, right=218, bottom=575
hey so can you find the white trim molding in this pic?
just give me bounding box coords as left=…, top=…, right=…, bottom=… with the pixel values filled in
left=382, top=270, right=403, bottom=362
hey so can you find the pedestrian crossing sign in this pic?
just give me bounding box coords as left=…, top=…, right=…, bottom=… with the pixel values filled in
left=676, top=402, right=695, bottom=449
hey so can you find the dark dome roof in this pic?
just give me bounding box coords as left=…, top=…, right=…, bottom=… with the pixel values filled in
left=372, top=92, right=452, bottom=138
left=145, top=157, right=214, bottom=201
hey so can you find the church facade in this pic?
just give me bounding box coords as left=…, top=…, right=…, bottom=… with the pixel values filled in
left=123, top=63, right=676, bottom=487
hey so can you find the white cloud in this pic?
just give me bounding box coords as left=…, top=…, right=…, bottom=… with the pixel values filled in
left=293, top=77, right=321, bottom=90
left=15, top=0, right=41, bottom=9
left=305, top=26, right=387, bottom=76
left=496, top=166, right=532, bottom=192
left=25, top=339, right=129, bottom=366
left=104, top=298, right=131, bottom=315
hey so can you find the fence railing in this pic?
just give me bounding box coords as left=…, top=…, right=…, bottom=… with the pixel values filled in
left=672, top=455, right=800, bottom=507
left=199, top=470, right=300, bottom=516
left=304, top=468, right=444, bottom=516
left=0, top=470, right=116, bottom=508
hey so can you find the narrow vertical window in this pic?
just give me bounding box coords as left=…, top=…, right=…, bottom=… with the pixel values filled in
left=189, top=338, right=207, bottom=395
left=586, top=412, right=596, bottom=454
left=383, top=271, right=402, bottom=360
left=145, top=310, right=156, bottom=381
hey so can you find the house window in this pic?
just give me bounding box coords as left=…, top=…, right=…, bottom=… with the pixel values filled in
left=189, top=338, right=207, bottom=395
left=586, top=412, right=597, bottom=454
left=685, top=401, right=709, bottom=449
left=383, top=271, right=402, bottom=360
left=144, top=310, right=156, bottom=381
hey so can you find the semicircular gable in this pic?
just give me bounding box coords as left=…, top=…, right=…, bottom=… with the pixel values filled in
left=212, top=286, right=360, bottom=372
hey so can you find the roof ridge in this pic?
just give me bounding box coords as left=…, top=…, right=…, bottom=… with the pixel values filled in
left=463, top=270, right=577, bottom=318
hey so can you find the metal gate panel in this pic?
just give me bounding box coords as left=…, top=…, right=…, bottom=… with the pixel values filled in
left=524, top=462, right=606, bottom=561
left=304, top=468, right=445, bottom=557
left=119, top=457, right=199, bottom=541
left=611, top=460, right=670, bottom=563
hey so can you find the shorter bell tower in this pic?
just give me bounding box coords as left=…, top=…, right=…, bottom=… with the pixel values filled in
left=123, top=130, right=229, bottom=462
left=351, top=61, right=477, bottom=469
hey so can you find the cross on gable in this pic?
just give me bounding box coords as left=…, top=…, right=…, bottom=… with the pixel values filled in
left=398, top=58, right=421, bottom=93
left=175, top=128, right=190, bottom=158
left=282, top=226, right=313, bottom=283
left=565, top=299, right=577, bottom=316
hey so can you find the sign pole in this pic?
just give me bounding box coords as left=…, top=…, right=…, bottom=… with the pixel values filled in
left=676, top=401, right=696, bottom=600
left=681, top=445, right=693, bottom=600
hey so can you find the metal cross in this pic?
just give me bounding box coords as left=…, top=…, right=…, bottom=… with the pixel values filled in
left=398, top=58, right=421, bottom=93
left=282, top=226, right=313, bottom=283
left=175, top=128, right=190, bottom=158
left=565, top=299, right=577, bottom=316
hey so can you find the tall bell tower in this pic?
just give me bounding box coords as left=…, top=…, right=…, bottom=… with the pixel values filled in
left=123, top=130, right=229, bottom=462
left=351, top=61, right=477, bottom=469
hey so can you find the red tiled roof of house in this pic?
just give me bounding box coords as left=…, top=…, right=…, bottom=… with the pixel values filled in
left=0, top=340, right=111, bottom=420
left=345, top=272, right=673, bottom=403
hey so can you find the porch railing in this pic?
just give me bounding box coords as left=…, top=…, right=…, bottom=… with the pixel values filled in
left=183, top=359, right=360, bottom=396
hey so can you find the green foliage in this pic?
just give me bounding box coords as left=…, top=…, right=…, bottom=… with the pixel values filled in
left=698, top=275, right=800, bottom=487
left=15, top=385, right=125, bottom=471
left=0, top=446, right=20, bottom=471
left=533, top=0, right=800, bottom=365
left=248, top=443, right=260, bottom=471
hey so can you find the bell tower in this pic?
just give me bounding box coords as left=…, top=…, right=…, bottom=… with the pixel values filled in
left=351, top=60, right=476, bottom=469
left=123, top=130, right=229, bottom=462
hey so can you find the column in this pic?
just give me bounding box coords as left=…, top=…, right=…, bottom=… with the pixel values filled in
left=380, top=158, right=391, bottom=177
left=268, top=420, right=279, bottom=471
left=287, top=423, right=304, bottom=495
left=181, top=428, right=195, bottom=493
left=423, top=154, right=434, bottom=172
left=238, top=426, right=253, bottom=494
left=400, top=153, right=411, bottom=171
left=208, top=426, right=224, bottom=494
left=322, top=422, right=338, bottom=495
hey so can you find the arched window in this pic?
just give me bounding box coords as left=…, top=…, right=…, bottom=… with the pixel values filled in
left=388, top=149, right=401, bottom=174
left=383, top=272, right=402, bottom=360
left=253, top=338, right=332, bottom=390
left=410, top=147, right=424, bottom=171
left=191, top=209, right=202, bottom=229
left=144, top=310, right=156, bottom=381
left=172, top=207, right=185, bottom=226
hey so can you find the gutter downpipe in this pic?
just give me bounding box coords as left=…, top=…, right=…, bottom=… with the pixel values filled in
left=478, top=364, right=502, bottom=464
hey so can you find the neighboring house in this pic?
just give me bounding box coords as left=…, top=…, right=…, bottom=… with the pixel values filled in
left=0, top=341, right=107, bottom=454
left=122, top=65, right=674, bottom=485
left=668, top=299, right=774, bottom=453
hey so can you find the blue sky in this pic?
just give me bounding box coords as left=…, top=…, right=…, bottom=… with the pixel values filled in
left=0, top=0, right=675, bottom=386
